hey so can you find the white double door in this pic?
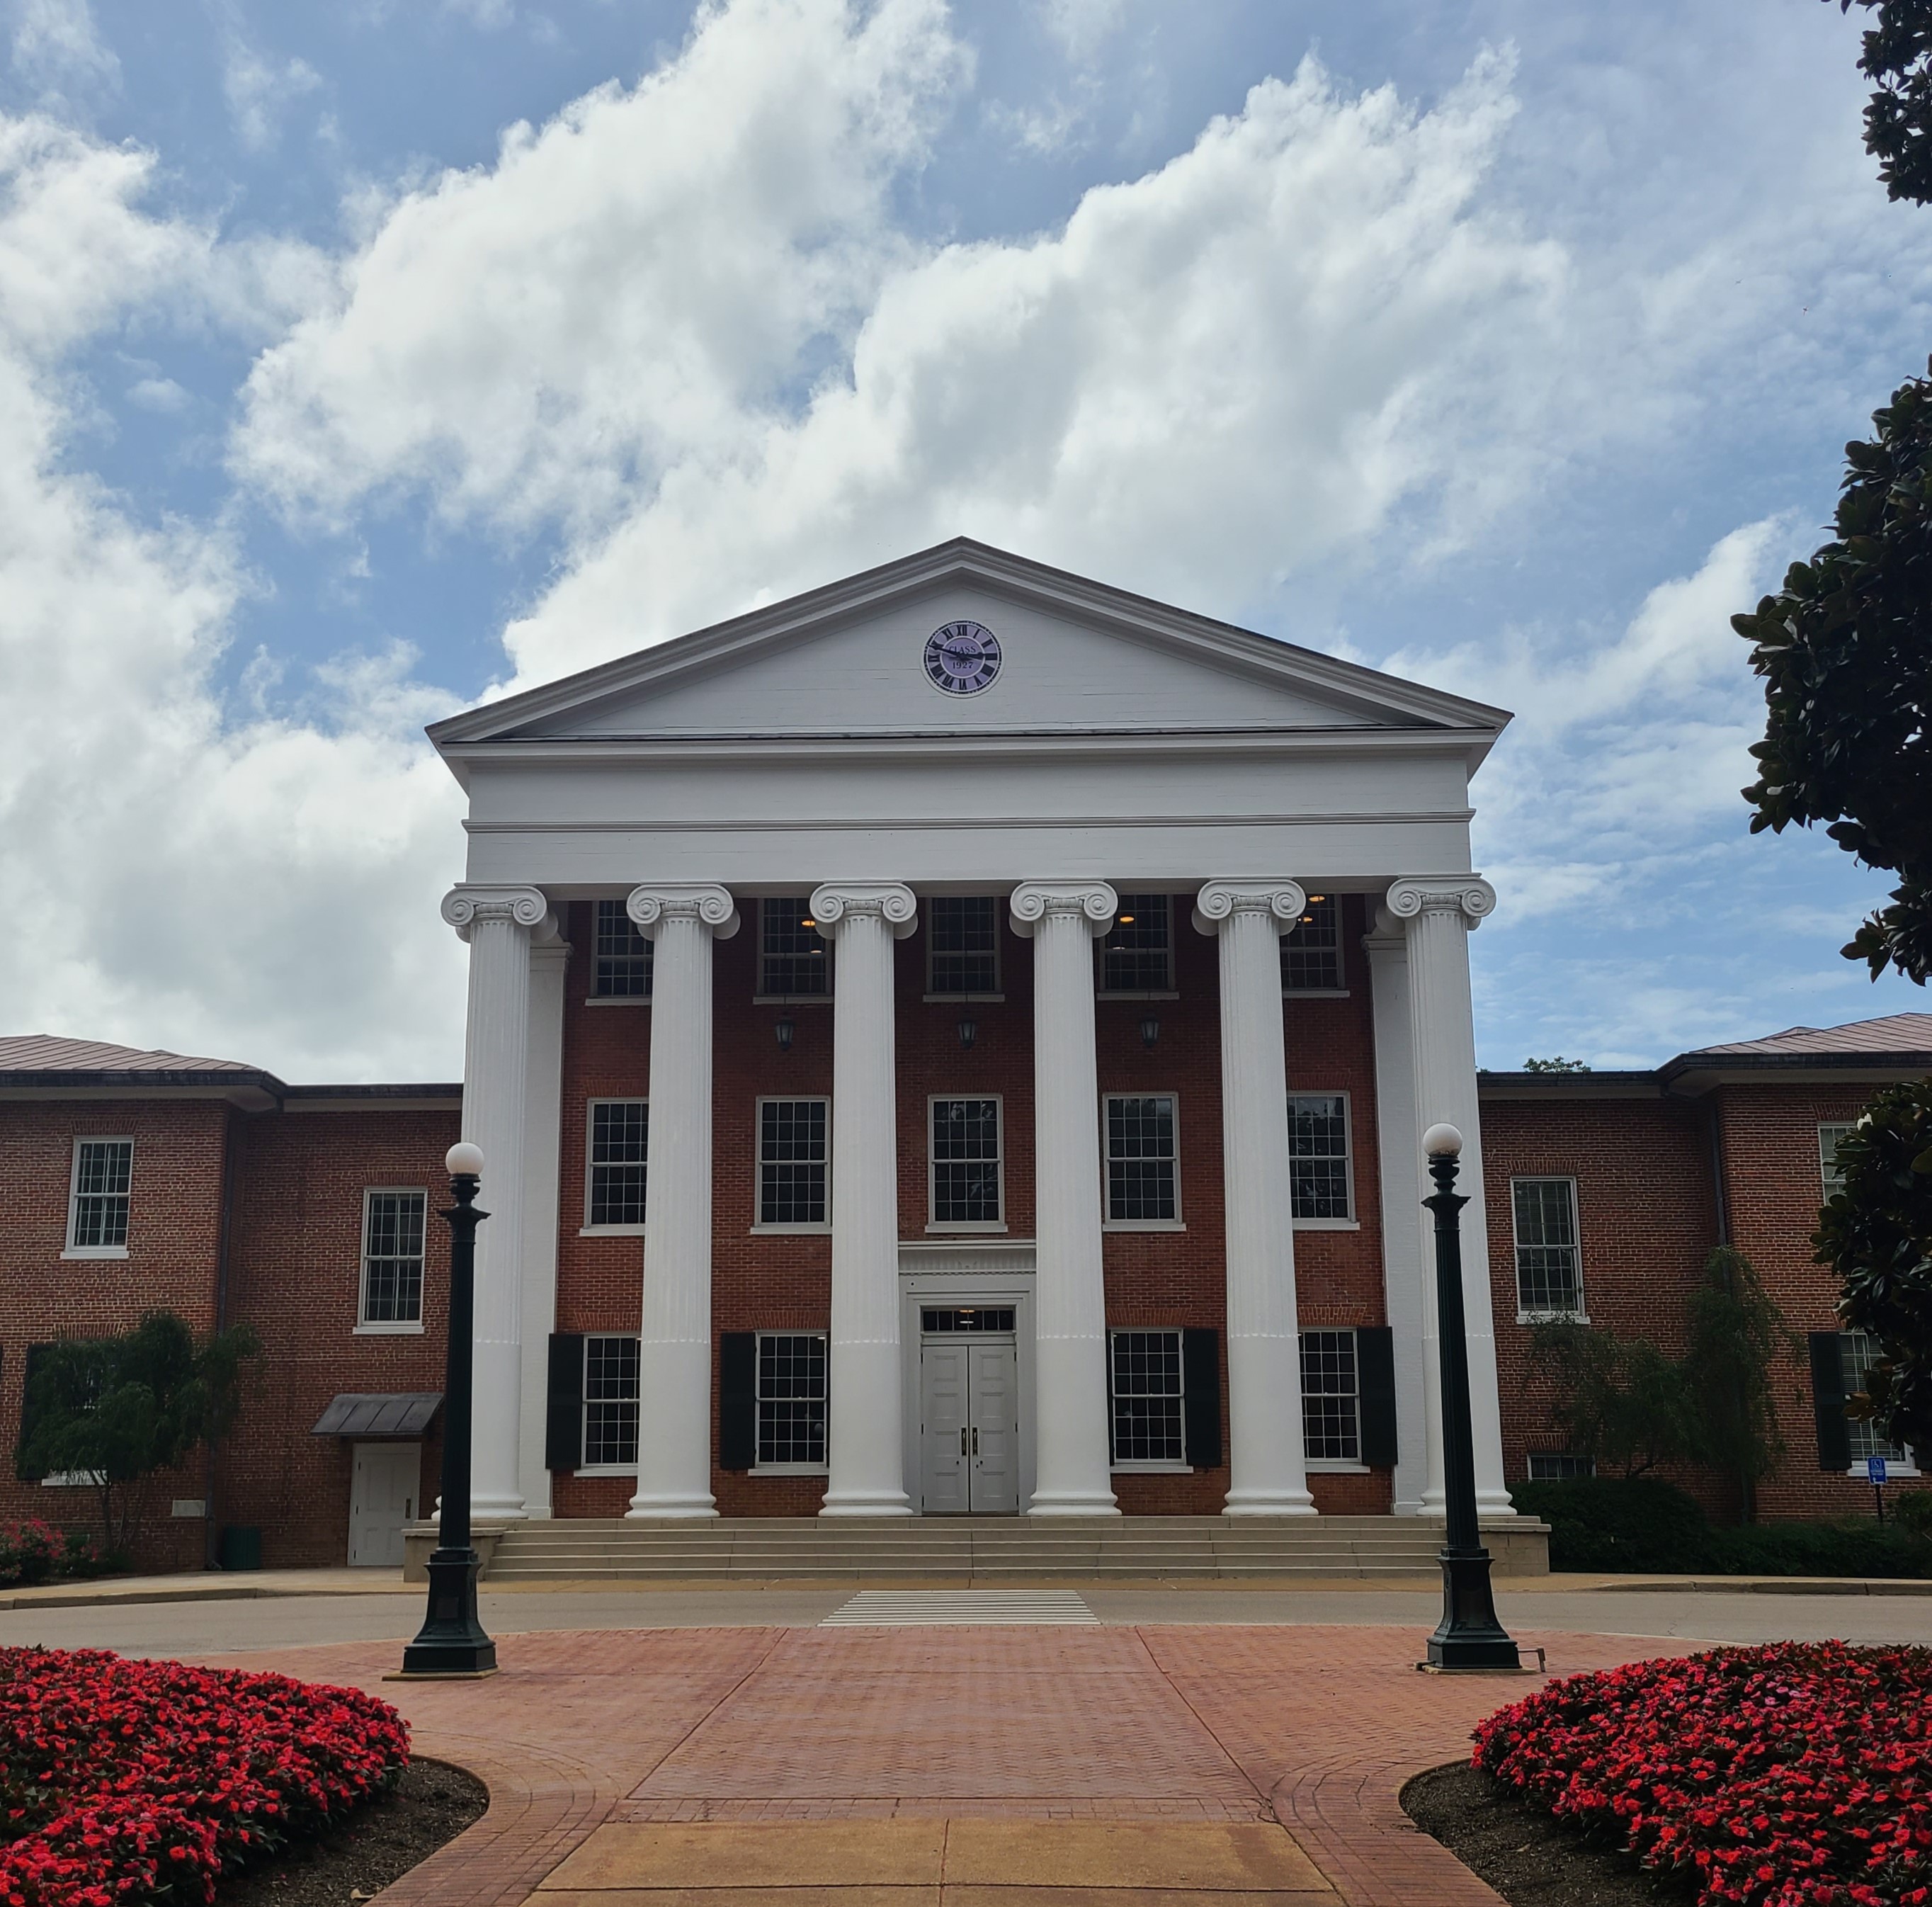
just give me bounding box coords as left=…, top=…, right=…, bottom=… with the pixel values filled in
left=348, top=1441, right=420, bottom=1567
left=919, top=1335, right=1019, bottom=1514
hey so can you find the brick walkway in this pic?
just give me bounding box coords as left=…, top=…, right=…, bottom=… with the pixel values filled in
left=213, top=1622, right=1668, bottom=1904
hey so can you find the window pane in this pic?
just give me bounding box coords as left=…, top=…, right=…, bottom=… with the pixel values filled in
left=761, top=898, right=829, bottom=996
left=759, top=1099, right=828, bottom=1225
left=1110, top=1330, right=1184, bottom=1462
left=921, top=1307, right=1016, bottom=1332
left=593, top=898, right=654, bottom=997
left=1300, top=1328, right=1360, bottom=1461
left=929, top=897, right=999, bottom=993
left=1841, top=1332, right=1907, bottom=1463
left=590, top=1102, right=649, bottom=1226
left=363, top=1190, right=426, bottom=1324
left=1107, top=1094, right=1176, bottom=1221
left=72, top=1139, right=132, bottom=1247
left=757, top=1333, right=827, bottom=1466
left=1280, top=895, right=1341, bottom=990
left=1528, top=1452, right=1596, bottom=1481
left=583, top=1335, right=640, bottom=1465
left=1819, top=1124, right=1853, bottom=1196
left=1513, top=1179, right=1581, bottom=1314
left=931, top=1098, right=1001, bottom=1223
left=1102, top=895, right=1171, bottom=992
left=1288, top=1095, right=1349, bottom=1220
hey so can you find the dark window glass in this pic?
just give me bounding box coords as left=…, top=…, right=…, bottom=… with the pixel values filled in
left=1512, top=1178, right=1582, bottom=1315
left=928, top=896, right=999, bottom=993
left=1102, top=895, right=1171, bottom=991
left=1280, top=894, right=1341, bottom=990
left=593, top=898, right=653, bottom=997
left=589, top=1101, right=649, bottom=1226
left=1106, top=1094, right=1177, bottom=1221
left=759, top=1099, right=828, bottom=1225
left=1288, top=1094, right=1350, bottom=1220
left=583, top=1335, right=640, bottom=1465
left=920, top=1307, right=1017, bottom=1332
left=1300, top=1329, right=1359, bottom=1461
left=761, top=898, right=829, bottom=996
left=931, top=1098, right=1001, bottom=1223
left=1110, top=1329, right=1183, bottom=1461
left=70, top=1138, right=132, bottom=1248
left=362, top=1189, right=426, bottom=1323
left=757, top=1333, right=827, bottom=1466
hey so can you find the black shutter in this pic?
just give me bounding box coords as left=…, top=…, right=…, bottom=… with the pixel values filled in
left=544, top=1333, right=584, bottom=1473
left=14, top=1344, right=47, bottom=1483
left=1809, top=1331, right=1851, bottom=1472
left=720, top=1332, right=757, bottom=1471
left=1356, top=1326, right=1398, bottom=1469
left=1183, top=1328, right=1222, bottom=1468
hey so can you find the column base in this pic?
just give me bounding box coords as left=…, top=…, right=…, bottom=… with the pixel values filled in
left=625, top=1497, right=719, bottom=1520
left=819, top=1493, right=914, bottom=1517
left=1475, top=1489, right=1518, bottom=1517
left=466, top=1494, right=528, bottom=1520
left=1222, top=1491, right=1317, bottom=1517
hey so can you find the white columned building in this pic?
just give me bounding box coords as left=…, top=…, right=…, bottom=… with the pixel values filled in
left=428, top=540, right=1522, bottom=1534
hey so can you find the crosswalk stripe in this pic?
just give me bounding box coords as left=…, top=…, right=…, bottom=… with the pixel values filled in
left=820, top=1588, right=1098, bottom=1626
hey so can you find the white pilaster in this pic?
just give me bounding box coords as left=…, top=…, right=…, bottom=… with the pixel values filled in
left=517, top=935, right=571, bottom=1518
left=626, top=884, right=739, bottom=1519
left=1193, top=881, right=1317, bottom=1517
left=812, top=881, right=918, bottom=1517
left=442, top=883, right=556, bottom=1520
left=1384, top=876, right=1512, bottom=1517
left=1011, top=880, right=1119, bottom=1517
left=1363, top=912, right=1435, bottom=1516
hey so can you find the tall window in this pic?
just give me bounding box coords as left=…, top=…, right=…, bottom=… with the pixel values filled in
left=1841, top=1331, right=1909, bottom=1464
left=758, top=1099, right=829, bottom=1226
left=930, top=1098, right=1003, bottom=1226
left=757, top=1332, right=827, bottom=1467
left=1300, top=1329, right=1360, bottom=1461
left=1101, top=895, right=1172, bottom=992
left=67, top=1138, right=132, bottom=1252
left=1105, top=1094, right=1178, bottom=1222
left=760, top=898, right=829, bottom=996
left=1512, top=1177, right=1584, bottom=1318
left=928, top=897, right=999, bottom=994
left=1288, top=1094, right=1352, bottom=1220
left=1110, top=1329, right=1183, bottom=1462
left=1819, top=1123, right=1854, bottom=1197
left=583, top=1335, right=640, bottom=1466
left=592, top=898, right=653, bottom=998
left=1280, top=894, right=1341, bottom=990
left=586, top=1101, right=649, bottom=1228
left=360, top=1189, right=426, bottom=1325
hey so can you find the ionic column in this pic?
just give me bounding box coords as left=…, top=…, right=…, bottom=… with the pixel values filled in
left=518, top=934, right=571, bottom=1519
left=441, top=884, right=558, bottom=1520
left=1383, top=876, right=1512, bottom=1518
left=1193, top=882, right=1317, bottom=1517
left=812, top=882, right=918, bottom=1517
left=1011, top=881, right=1119, bottom=1517
left=626, top=885, right=738, bottom=1520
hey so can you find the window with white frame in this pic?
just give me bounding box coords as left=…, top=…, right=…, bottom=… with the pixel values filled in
left=1841, top=1331, right=1909, bottom=1465
left=1280, top=894, right=1342, bottom=990
left=1819, top=1123, right=1854, bottom=1198
left=1105, top=1094, right=1178, bottom=1222
left=582, top=1335, right=640, bottom=1466
left=1513, top=1177, right=1584, bottom=1318
left=592, top=898, right=653, bottom=998
left=1527, top=1452, right=1597, bottom=1481
left=1300, top=1328, right=1360, bottom=1461
left=756, top=1332, right=827, bottom=1467
left=1101, top=895, right=1172, bottom=992
left=586, top=1101, right=649, bottom=1228
left=360, top=1189, right=426, bottom=1325
left=760, top=898, right=829, bottom=996
left=67, top=1138, right=132, bottom=1253
left=930, top=1097, right=1003, bottom=1226
left=928, top=897, right=999, bottom=994
left=758, top=1099, right=828, bottom=1226
left=1288, top=1095, right=1352, bottom=1221
left=1110, top=1329, right=1183, bottom=1463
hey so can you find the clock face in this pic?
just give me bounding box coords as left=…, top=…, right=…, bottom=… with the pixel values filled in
left=924, top=620, right=1002, bottom=696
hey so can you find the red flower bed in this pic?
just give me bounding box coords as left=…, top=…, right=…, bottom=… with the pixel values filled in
left=1474, top=1641, right=1932, bottom=1907
left=0, top=1646, right=409, bottom=1906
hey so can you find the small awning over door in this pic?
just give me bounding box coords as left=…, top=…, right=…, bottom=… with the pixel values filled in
left=310, top=1393, right=441, bottom=1438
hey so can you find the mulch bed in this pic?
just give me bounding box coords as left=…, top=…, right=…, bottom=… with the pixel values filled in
left=214, top=1758, right=489, bottom=1906
left=1404, top=1762, right=1695, bottom=1907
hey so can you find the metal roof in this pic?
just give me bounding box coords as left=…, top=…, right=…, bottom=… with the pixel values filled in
left=0, top=1036, right=261, bottom=1073
left=310, top=1393, right=443, bottom=1438
left=1680, top=1012, right=1932, bottom=1059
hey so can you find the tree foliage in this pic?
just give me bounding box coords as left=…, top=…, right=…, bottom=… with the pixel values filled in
left=16, top=1312, right=259, bottom=1554
left=1682, top=1248, right=1790, bottom=1516
left=1522, top=1056, right=1591, bottom=1073
left=1814, top=1077, right=1932, bottom=1455
left=1828, top=0, right=1932, bottom=206
left=1531, top=1323, right=1701, bottom=1479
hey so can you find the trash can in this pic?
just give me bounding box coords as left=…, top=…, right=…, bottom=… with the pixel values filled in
left=217, top=1525, right=262, bottom=1571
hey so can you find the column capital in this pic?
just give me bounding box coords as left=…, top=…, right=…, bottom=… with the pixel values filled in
left=1192, top=880, right=1305, bottom=938
left=1010, top=881, right=1116, bottom=939
left=627, top=883, right=739, bottom=941
left=441, top=885, right=556, bottom=944
left=809, top=882, right=918, bottom=939
left=1382, top=876, right=1497, bottom=929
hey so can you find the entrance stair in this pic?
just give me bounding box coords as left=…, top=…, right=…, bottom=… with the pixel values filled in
left=477, top=1515, right=1504, bottom=1582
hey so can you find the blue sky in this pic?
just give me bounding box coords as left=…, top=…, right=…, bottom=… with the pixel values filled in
left=1, top=0, right=1927, bottom=1080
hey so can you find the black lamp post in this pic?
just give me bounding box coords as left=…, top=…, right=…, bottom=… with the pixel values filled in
left=400, top=1141, right=498, bottom=1677
left=1420, top=1122, right=1521, bottom=1672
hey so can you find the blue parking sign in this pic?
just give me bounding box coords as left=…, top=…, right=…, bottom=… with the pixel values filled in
left=1868, top=1454, right=1888, bottom=1486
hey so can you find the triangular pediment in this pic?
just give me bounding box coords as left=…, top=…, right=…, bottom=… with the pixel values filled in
left=429, top=540, right=1509, bottom=749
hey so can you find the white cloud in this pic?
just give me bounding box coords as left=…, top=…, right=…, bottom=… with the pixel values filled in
left=6, top=0, right=118, bottom=94
left=126, top=373, right=188, bottom=412
left=220, top=29, right=323, bottom=154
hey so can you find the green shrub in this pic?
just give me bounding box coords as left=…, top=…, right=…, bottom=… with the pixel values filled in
left=1894, top=1490, right=1932, bottom=1539
left=1510, top=1476, right=1711, bottom=1572
left=1704, top=1520, right=1932, bottom=1579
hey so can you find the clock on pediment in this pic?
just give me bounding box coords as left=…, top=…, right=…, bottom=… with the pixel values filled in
left=924, top=619, right=1002, bottom=696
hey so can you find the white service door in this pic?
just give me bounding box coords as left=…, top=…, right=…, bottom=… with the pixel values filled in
left=919, top=1337, right=1018, bottom=1514
left=919, top=1343, right=971, bottom=1514
left=968, top=1340, right=1019, bottom=1514
left=348, top=1441, right=420, bottom=1567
